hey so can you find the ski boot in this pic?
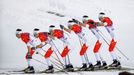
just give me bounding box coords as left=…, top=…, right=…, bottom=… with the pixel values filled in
left=100, top=61, right=108, bottom=69
left=24, top=66, right=35, bottom=73
left=78, top=63, right=87, bottom=71
left=94, top=61, right=101, bottom=69
left=44, top=65, right=54, bottom=73
left=86, top=63, right=94, bottom=71
left=22, top=66, right=30, bottom=72
left=63, top=65, right=70, bottom=71
left=68, top=64, right=74, bottom=72
left=108, top=60, right=121, bottom=69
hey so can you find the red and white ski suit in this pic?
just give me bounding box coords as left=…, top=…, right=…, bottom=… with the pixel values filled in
left=100, top=17, right=117, bottom=60
left=38, top=32, right=53, bottom=59
left=52, top=29, right=71, bottom=65
left=86, top=19, right=102, bottom=53
left=68, top=23, right=90, bottom=64
left=19, top=33, right=36, bottom=59
left=85, top=19, right=104, bottom=62
left=69, top=24, right=88, bottom=56
left=101, top=17, right=116, bottom=52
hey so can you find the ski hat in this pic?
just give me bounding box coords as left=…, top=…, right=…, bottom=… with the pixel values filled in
left=67, top=20, right=75, bottom=26
left=33, top=28, right=39, bottom=37
left=49, top=25, right=55, bottom=31
left=16, top=28, right=22, bottom=35
left=98, top=12, right=105, bottom=19
left=82, top=15, right=89, bottom=22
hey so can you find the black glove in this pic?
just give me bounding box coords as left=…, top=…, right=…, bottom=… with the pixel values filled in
left=31, top=47, right=36, bottom=50
left=47, top=32, right=51, bottom=35
left=60, top=25, right=64, bottom=29
left=27, top=54, right=32, bottom=59
left=72, top=18, right=79, bottom=24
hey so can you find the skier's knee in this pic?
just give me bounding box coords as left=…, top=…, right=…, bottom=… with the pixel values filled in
left=61, top=46, right=70, bottom=57
left=109, top=39, right=116, bottom=52
left=93, top=40, right=102, bottom=53
left=45, top=47, right=53, bottom=58
left=79, top=44, right=88, bottom=56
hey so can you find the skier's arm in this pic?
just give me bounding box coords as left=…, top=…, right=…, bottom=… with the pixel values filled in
left=48, top=32, right=55, bottom=40
left=79, top=22, right=87, bottom=27
left=27, top=46, right=32, bottom=59
left=95, top=22, right=103, bottom=26
left=72, top=19, right=86, bottom=27
left=36, top=42, right=47, bottom=49
left=27, top=46, right=31, bottom=53
left=96, top=22, right=107, bottom=26
left=60, top=25, right=71, bottom=33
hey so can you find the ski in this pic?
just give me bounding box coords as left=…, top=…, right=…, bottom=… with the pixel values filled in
left=2, top=67, right=134, bottom=75
left=74, top=66, right=134, bottom=72
left=8, top=69, right=24, bottom=72
left=6, top=69, right=69, bottom=74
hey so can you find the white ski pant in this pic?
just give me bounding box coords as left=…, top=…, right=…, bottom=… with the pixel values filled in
left=90, top=28, right=105, bottom=62
left=105, top=26, right=115, bottom=38
left=105, top=26, right=118, bottom=60
left=77, top=32, right=92, bottom=64
left=60, top=35, right=72, bottom=65
left=90, top=28, right=100, bottom=40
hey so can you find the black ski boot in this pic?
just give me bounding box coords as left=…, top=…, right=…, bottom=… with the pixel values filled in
left=94, top=61, right=101, bottom=69
left=86, top=63, right=94, bottom=71
left=108, top=60, right=121, bottom=69
left=24, top=66, right=35, bottom=73
left=44, top=65, right=54, bottom=73
left=22, top=66, right=30, bottom=72
left=69, top=64, right=74, bottom=72
left=101, top=61, right=108, bottom=69
left=79, top=63, right=87, bottom=71
left=68, top=64, right=74, bottom=72
left=64, top=65, right=70, bottom=71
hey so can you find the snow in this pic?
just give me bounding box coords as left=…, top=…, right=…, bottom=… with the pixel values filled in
left=0, top=0, right=134, bottom=74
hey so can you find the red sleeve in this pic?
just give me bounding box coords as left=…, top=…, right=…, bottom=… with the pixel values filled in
left=20, top=33, right=30, bottom=44
left=103, top=17, right=113, bottom=25
left=53, top=29, right=64, bottom=39
left=38, top=32, right=48, bottom=42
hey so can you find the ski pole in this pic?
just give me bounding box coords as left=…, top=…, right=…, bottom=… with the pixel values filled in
left=32, top=58, right=68, bottom=74
left=67, top=55, right=71, bottom=65
left=40, top=48, right=64, bottom=65
left=97, top=30, right=122, bottom=59
left=78, top=37, right=90, bottom=64
left=51, top=40, right=65, bottom=68
left=62, top=42, right=71, bottom=65
left=36, top=51, right=62, bottom=69
left=97, top=30, right=129, bottom=60
left=32, top=58, right=47, bottom=66
left=60, top=26, right=71, bottom=39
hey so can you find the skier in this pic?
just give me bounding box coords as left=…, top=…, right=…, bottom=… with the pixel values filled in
left=72, top=16, right=107, bottom=69
left=48, top=25, right=74, bottom=72
left=15, top=29, right=35, bottom=73
left=60, top=20, right=94, bottom=71
left=97, top=12, right=121, bottom=68
left=33, top=28, right=54, bottom=73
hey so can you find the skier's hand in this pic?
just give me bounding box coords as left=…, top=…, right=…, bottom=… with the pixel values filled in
left=47, top=32, right=51, bottom=35
left=72, top=18, right=77, bottom=22
left=60, top=25, right=64, bottom=29
left=96, top=22, right=103, bottom=26
left=36, top=45, right=42, bottom=49
left=72, top=18, right=79, bottom=24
